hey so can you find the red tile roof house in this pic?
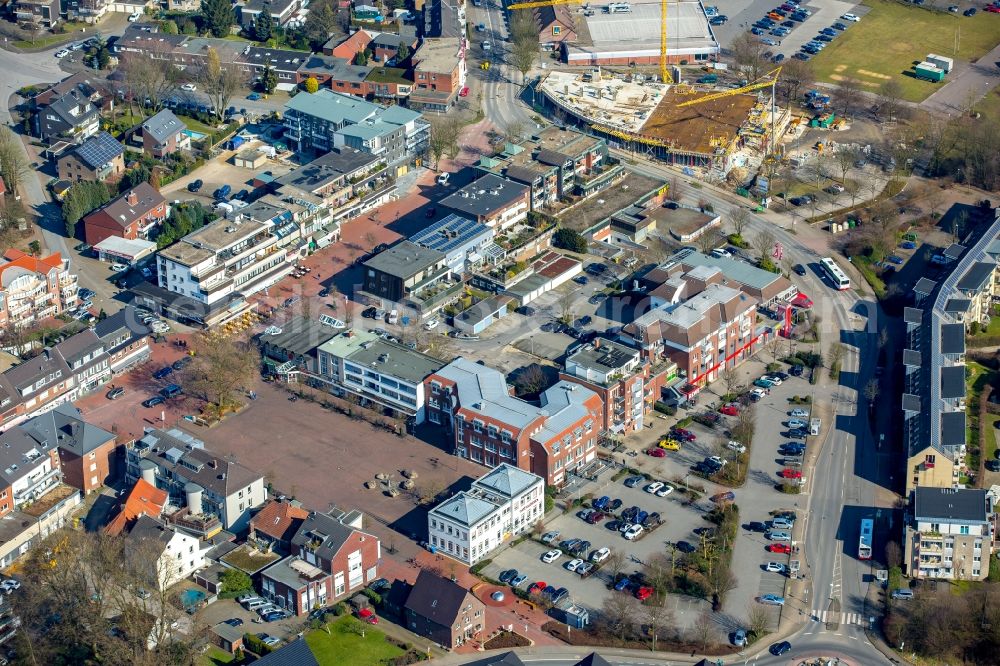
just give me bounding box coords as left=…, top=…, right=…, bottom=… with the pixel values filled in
left=424, top=357, right=605, bottom=486
left=259, top=509, right=380, bottom=615
left=248, top=498, right=310, bottom=555
left=532, top=5, right=578, bottom=50
left=403, top=570, right=485, bottom=650
left=82, top=182, right=168, bottom=247
left=326, top=29, right=375, bottom=59
left=140, top=109, right=190, bottom=159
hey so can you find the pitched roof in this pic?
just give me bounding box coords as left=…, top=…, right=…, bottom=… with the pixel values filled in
left=121, top=514, right=177, bottom=557
left=430, top=492, right=498, bottom=528
left=474, top=463, right=540, bottom=499
left=250, top=499, right=310, bottom=543
left=0, top=249, right=64, bottom=283
left=463, top=652, right=527, bottom=666
left=21, top=403, right=114, bottom=458
left=136, top=428, right=263, bottom=497
left=70, top=131, right=125, bottom=169
left=141, top=109, right=185, bottom=144
left=106, top=479, right=169, bottom=536
left=404, top=570, right=475, bottom=627
left=434, top=357, right=543, bottom=431
left=290, top=511, right=373, bottom=561
left=251, top=639, right=320, bottom=666
left=83, top=182, right=166, bottom=230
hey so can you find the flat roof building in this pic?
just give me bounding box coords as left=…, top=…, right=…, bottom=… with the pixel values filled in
left=439, top=174, right=530, bottom=231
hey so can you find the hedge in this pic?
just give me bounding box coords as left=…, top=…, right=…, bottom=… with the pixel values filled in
left=470, top=558, right=493, bottom=575
left=243, top=633, right=274, bottom=656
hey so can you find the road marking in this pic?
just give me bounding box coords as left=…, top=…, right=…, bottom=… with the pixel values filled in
left=810, top=610, right=866, bottom=626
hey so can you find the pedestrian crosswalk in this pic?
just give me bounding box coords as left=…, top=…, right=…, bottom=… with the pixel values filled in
left=810, top=609, right=867, bottom=626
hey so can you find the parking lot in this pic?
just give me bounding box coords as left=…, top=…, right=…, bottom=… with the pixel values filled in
left=479, top=354, right=825, bottom=634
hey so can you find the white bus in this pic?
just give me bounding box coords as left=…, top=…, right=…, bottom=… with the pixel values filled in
left=820, top=257, right=851, bottom=290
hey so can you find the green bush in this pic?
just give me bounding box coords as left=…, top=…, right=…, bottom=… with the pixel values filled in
left=653, top=401, right=676, bottom=416
left=243, top=632, right=274, bottom=655
left=552, top=228, right=588, bottom=253
left=727, top=233, right=749, bottom=249
left=363, top=588, right=382, bottom=606
left=470, top=558, right=493, bottom=575
left=220, top=568, right=252, bottom=593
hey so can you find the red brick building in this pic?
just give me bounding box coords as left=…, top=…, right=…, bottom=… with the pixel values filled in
left=409, top=38, right=465, bottom=113
left=326, top=29, right=375, bottom=59
left=249, top=498, right=310, bottom=556
left=562, top=338, right=673, bottom=434
left=83, top=182, right=168, bottom=247
left=261, top=509, right=381, bottom=615
left=532, top=5, right=578, bottom=49
left=425, top=358, right=605, bottom=486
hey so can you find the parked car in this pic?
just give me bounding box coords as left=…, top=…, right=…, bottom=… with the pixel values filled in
left=153, top=367, right=174, bottom=380
left=510, top=573, right=527, bottom=586
left=770, top=640, right=792, bottom=655
left=106, top=387, right=126, bottom=400
left=541, top=531, right=560, bottom=544
left=675, top=540, right=696, bottom=553
left=732, top=628, right=748, bottom=647
left=624, top=476, right=643, bottom=488
left=541, top=550, right=562, bottom=564
left=768, top=543, right=793, bottom=554
left=528, top=582, right=546, bottom=595
left=766, top=530, right=792, bottom=541
left=591, top=547, right=611, bottom=563
left=623, top=524, right=644, bottom=540
left=565, top=559, right=584, bottom=572
left=187, top=179, right=203, bottom=193
left=746, top=521, right=768, bottom=532
left=499, top=569, right=518, bottom=584
left=720, top=403, right=740, bottom=416
left=645, top=481, right=664, bottom=494
left=142, top=396, right=166, bottom=408
left=760, top=594, right=786, bottom=606
left=764, top=562, right=786, bottom=573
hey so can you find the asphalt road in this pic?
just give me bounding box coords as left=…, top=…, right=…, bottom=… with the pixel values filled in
left=472, top=0, right=536, bottom=131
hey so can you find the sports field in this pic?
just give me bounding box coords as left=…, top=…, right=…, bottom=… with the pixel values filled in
left=808, top=0, right=1000, bottom=102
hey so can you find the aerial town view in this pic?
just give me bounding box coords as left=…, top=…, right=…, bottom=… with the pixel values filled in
left=0, top=0, right=998, bottom=663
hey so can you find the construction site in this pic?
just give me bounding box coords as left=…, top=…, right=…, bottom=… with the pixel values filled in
left=538, top=69, right=792, bottom=178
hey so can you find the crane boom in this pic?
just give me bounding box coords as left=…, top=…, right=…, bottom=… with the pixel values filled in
left=660, top=0, right=670, bottom=84
left=676, top=67, right=782, bottom=107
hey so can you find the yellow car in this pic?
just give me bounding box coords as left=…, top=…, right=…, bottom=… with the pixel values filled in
left=658, top=438, right=681, bottom=451
left=480, top=61, right=490, bottom=70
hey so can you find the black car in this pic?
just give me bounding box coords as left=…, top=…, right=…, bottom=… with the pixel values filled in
left=374, top=243, right=390, bottom=254
left=608, top=498, right=623, bottom=512
left=832, top=21, right=847, bottom=30
left=540, top=321, right=558, bottom=332
left=565, top=327, right=582, bottom=339
left=74, top=242, right=92, bottom=252
left=515, top=306, right=537, bottom=316
left=773, top=53, right=785, bottom=63
left=622, top=506, right=640, bottom=521
left=318, top=288, right=330, bottom=297
left=370, top=578, right=391, bottom=592
left=770, top=641, right=792, bottom=656
left=234, top=189, right=250, bottom=200
left=576, top=315, right=593, bottom=327
left=362, top=307, right=378, bottom=319
left=187, top=179, right=203, bottom=193
left=171, top=357, right=191, bottom=371
left=788, top=428, right=808, bottom=439
left=793, top=263, right=807, bottom=276
left=142, top=396, right=165, bottom=408
left=793, top=52, right=810, bottom=61
left=588, top=294, right=605, bottom=305
left=573, top=275, right=588, bottom=285
left=964, top=7, right=976, bottom=15
left=746, top=521, right=768, bottom=532
left=987, top=460, right=1000, bottom=472
left=153, top=366, right=174, bottom=379
left=789, top=364, right=804, bottom=376
left=675, top=541, right=696, bottom=554
left=499, top=569, right=517, bottom=584
left=772, top=371, right=790, bottom=381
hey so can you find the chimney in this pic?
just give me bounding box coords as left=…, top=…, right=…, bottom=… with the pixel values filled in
left=126, top=190, right=138, bottom=206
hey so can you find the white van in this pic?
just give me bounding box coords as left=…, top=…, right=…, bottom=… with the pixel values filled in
left=244, top=599, right=267, bottom=611
left=387, top=309, right=399, bottom=325
left=623, top=524, right=644, bottom=540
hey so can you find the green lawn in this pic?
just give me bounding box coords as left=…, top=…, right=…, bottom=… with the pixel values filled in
left=976, top=86, right=1000, bottom=124
left=304, top=616, right=406, bottom=665
left=199, top=647, right=235, bottom=666
left=808, top=0, right=1000, bottom=102
left=13, top=34, right=74, bottom=49
left=178, top=115, right=222, bottom=136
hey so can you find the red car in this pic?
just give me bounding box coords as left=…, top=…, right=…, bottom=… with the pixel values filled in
left=671, top=427, right=696, bottom=442
left=720, top=404, right=740, bottom=416
left=768, top=543, right=792, bottom=554
left=528, top=582, right=547, bottom=595
left=986, top=5, right=1000, bottom=12
left=358, top=608, right=379, bottom=625
left=634, top=586, right=654, bottom=601
left=459, top=86, right=470, bottom=96
left=779, top=468, right=802, bottom=479
left=587, top=511, right=606, bottom=524
left=647, top=448, right=667, bottom=458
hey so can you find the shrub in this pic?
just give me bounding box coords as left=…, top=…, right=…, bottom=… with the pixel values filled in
left=653, top=401, right=676, bottom=416
left=552, top=228, right=588, bottom=253
left=727, top=233, right=749, bottom=249
left=470, top=558, right=493, bottom=575
left=362, top=588, right=382, bottom=606
left=243, top=633, right=274, bottom=655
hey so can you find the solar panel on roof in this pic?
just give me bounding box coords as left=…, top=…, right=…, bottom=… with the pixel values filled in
left=75, top=132, right=123, bottom=169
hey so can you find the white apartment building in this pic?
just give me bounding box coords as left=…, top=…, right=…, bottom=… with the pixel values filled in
left=316, top=330, right=445, bottom=423
left=428, top=463, right=544, bottom=564
left=123, top=515, right=208, bottom=591
left=904, top=487, right=994, bottom=582
left=156, top=217, right=293, bottom=326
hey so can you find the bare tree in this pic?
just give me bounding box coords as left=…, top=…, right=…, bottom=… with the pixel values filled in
left=605, top=549, right=627, bottom=585
left=746, top=602, right=770, bottom=638
left=863, top=378, right=880, bottom=405
left=696, top=228, right=720, bottom=254
left=730, top=32, right=768, bottom=82
left=885, top=540, right=903, bottom=569
left=833, top=77, right=864, bottom=118
left=707, top=563, right=738, bottom=609
left=878, top=79, right=904, bottom=123
left=511, top=363, right=548, bottom=396
left=843, top=179, right=861, bottom=206
left=767, top=335, right=783, bottom=364
left=833, top=146, right=859, bottom=185
left=557, top=290, right=576, bottom=325
left=689, top=610, right=717, bottom=651
left=119, top=49, right=182, bottom=116
left=182, top=332, right=258, bottom=416
left=642, top=596, right=674, bottom=651
left=426, top=116, right=462, bottom=169
left=0, top=126, right=30, bottom=197
left=729, top=207, right=750, bottom=239
left=731, top=402, right=757, bottom=447
left=602, top=594, right=637, bottom=641
left=200, top=47, right=247, bottom=121
left=643, top=553, right=672, bottom=597
left=721, top=368, right=742, bottom=397
left=502, top=120, right=527, bottom=145
left=778, top=57, right=814, bottom=104
left=751, top=229, right=775, bottom=260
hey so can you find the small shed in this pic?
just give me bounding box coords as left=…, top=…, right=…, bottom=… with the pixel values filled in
left=234, top=148, right=267, bottom=169
left=211, top=622, right=245, bottom=654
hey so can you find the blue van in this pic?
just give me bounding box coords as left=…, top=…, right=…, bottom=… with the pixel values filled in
left=160, top=384, right=183, bottom=398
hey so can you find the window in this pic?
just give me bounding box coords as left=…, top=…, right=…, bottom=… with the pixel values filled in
left=960, top=525, right=970, bottom=535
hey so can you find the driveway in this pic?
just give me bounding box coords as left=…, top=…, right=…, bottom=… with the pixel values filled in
left=921, top=40, right=1000, bottom=116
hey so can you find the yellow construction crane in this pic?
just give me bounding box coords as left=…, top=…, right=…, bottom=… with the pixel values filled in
left=506, top=0, right=673, bottom=84
left=677, top=67, right=782, bottom=107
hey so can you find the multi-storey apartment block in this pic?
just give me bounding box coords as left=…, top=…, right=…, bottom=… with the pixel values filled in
left=562, top=338, right=673, bottom=434
left=439, top=174, right=531, bottom=231
left=156, top=217, right=293, bottom=327
left=904, top=487, right=993, bottom=582
left=428, top=463, right=544, bottom=565
left=0, top=250, right=78, bottom=330
left=425, top=358, right=604, bottom=485
left=626, top=265, right=759, bottom=386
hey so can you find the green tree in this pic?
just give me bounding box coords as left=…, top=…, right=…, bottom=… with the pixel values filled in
left=27, top=240, right=40, bottom=256
left=201, top=0, right=235, bottom=38
left=219, top=568, right=252, bottom=593
left=122, top=165, right=151, bottom=191
left=354, top=49, right=369, bottom=66
left=552, top=228, right=588, bottom=253
left=254, top=11, right=273, bottom=42
left=96, top=46, right=111, bottom=70
left=395, top=42, right=410, bottom=62
left=161, top=20, right=178, bottom=35
left=62, top=182, right=111, bottom=237
left=260, top=62, right=278, bottom=94
left=305, top=76, right=319, bottom=93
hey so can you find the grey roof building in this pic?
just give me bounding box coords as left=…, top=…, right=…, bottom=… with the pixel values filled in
left=258, top=316, right=339, bottom=375
left=403, top=569, right=485, bottom=648
left=71, top=131, right=125, bottom=170
left=361, top=240, right=450, bottom=305
left=20, top=403, right=114, bottom=460
left=409, top=213, right=496, bottom=274
left=914, top=487, right=990, bottom=523
left=36, top=88, right=100, bottom=142
left=250, top=640, right=321, bottom=666
left=274, top=147, right=380, bottom=196
left=439, top=174, right=531, bottom=230
left=141, top=109, right=185, bottom=145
